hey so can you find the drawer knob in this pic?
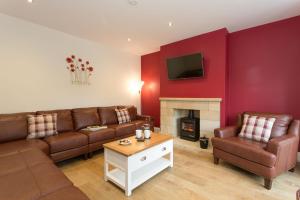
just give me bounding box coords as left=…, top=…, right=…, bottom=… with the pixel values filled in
left=140, top=156, right=147, bottom=161
left=162, top=147, right=167, bottom=151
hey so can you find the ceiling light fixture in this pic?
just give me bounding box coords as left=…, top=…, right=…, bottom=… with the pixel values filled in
left=168, top=22, right=173, bottom=27
left=27, top=0, right=33, bottom=3
left=128, top=0, right=138, bottom=6
left=127, top=38, right=132, bottom=42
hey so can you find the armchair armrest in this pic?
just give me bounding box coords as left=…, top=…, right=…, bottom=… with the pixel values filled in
left=267, top=119, right=300, bottom=155
left=266, top=134, right=299, bottom=155
left=266, top=134, right=299, bottom=172
left=214, top=126, right=239, bottom=138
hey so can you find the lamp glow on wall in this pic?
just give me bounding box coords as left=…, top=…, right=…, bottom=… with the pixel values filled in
left=129, top=80, right=144, bottom=94
left=138, top=81, right=144, bottom=94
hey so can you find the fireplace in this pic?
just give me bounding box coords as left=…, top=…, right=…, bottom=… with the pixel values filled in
left=180, top=110, right=200, bottom=141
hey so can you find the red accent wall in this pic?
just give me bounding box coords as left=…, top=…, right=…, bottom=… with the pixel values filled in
left=228, top=16, right=300, bottom=125
left=141, top=52, right=161, bottom=127
left=141, top=16, right=300, bottom=151
left=160, top=28, right=228, bottom=127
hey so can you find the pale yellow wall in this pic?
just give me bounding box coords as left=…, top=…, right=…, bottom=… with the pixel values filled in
left=0, top=14, right=141, bottom=113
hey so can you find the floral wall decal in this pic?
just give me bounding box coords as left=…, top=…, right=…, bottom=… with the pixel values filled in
left=66, top=55, right=94, bottom=85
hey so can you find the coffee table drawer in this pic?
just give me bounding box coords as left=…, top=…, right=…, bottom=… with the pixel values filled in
left=129, top=140, right=172, bottom=171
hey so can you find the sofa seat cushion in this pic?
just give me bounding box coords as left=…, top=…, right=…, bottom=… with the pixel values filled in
left=212, top=137, right=276, bottom=167
left=0, top=149, right=52, bottom=177
left=80, top=128, right=115, bottom=143
left=0, top=139, right=49, bottom=155
left=39, top=187, right=89, bottom=200
left=0, top=149, right=73, bottom=200
left=0, top=168, right=41, bottom=200
left=108, top=123, right=136, bottom=137
left=44, top=132, right=88, bottom=154
left=30, top=163, right=72, bottom=196
left=132, top=120, right=146, bottom=129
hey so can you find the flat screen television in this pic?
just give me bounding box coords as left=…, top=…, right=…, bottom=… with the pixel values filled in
left=167, top=53, right=204, bottom=80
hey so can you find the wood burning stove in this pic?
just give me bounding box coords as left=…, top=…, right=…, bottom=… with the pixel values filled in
left=180, top=110, right=200, bottom=141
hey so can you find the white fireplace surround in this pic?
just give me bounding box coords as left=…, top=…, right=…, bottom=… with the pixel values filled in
left=160, top=98, right=222, bottom=137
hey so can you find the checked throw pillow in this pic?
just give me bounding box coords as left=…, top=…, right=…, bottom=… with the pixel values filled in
left=239, top=114, right=276, bottom=143
left=115, top=108, right=131, bottom=124
left=27, top=113, right=58, bottom=139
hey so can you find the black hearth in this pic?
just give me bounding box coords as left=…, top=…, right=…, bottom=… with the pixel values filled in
left=180, top=110, right=200, bottom=141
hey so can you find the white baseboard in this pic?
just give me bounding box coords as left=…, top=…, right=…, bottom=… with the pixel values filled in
left=298, top=152, right=300, bottom=162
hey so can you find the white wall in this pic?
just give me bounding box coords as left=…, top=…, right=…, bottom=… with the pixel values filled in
left=0, top=14, right=141, bottom=114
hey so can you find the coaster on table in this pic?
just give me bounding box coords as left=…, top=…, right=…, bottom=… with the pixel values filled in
left=119, top=139, right=131, bottom=146
left=136, top=137, right=145, bottom=142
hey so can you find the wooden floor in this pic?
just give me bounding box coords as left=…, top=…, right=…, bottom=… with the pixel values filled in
left=58, top=138, right=300, bottom=200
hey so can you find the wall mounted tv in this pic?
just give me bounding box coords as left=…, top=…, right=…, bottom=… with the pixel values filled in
left=167, top=53, right=204, bottom=80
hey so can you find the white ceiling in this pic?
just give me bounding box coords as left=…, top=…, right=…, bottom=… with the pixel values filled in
left=0, top=0, right=300, bottom=55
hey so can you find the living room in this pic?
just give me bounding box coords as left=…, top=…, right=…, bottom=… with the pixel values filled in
left=0, top=0, right=299, bottom=200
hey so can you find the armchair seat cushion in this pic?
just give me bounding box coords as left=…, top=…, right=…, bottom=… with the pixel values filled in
left=44, top=132, right=88, bottom=154
left=212, top=137, right=276, bottom=167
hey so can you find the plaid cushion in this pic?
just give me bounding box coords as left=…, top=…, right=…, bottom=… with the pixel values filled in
left=239, top=114, right=276, bottom=143
left=27, top=114, right=58, bottom=139
left=115, top=108, right=131, bottom=124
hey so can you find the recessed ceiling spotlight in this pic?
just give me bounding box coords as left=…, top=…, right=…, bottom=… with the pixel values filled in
left=128, top=0, right=138, bottom=6
left=27, top=0, right=33, bottom=3
left=168, top=22, right=173, bottom=27
left=127, top=38, right=132, bottom=42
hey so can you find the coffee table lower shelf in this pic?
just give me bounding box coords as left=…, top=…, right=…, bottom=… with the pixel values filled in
left=106, top=157, right=171, bottom=193
left=104, top=137, right=173, bottom=196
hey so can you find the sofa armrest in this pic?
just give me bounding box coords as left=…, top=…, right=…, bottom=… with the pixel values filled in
left=136, top=115, right=154, bottom=131
left=214, top=126, right=239, bottom=138
left=136, top=114, right=153, bottom=122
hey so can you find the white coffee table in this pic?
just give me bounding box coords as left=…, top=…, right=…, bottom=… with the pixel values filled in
left=103, top=133, right=173, bottom=196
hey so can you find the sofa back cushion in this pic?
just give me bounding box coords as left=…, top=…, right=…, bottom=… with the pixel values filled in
left=72, top=108, right=100, bottom=130
left=0, top=112, right=35, bottom=143
left=98, top=106, right=118, bottom=125
left=37, top=109, right=74, bottom=132
left=243, top=112, right=293, bottom=138
left=120, top=106, right=137, bottom=121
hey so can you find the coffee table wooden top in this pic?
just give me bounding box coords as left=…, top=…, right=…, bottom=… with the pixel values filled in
left=103, top=133, right=173, bottom=156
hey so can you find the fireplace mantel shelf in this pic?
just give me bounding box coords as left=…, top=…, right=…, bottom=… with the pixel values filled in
left=159, top=98, right=222, bottom=102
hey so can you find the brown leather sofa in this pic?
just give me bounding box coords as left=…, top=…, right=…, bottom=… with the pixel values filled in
left=0, top=149, right=89, bottom=200
left=212, top=112, right=300, bottom=190
left=0, top=105, right=153, bottom=200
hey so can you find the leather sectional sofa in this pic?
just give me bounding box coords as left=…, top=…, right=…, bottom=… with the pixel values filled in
left=0, top=105, right=153, bottom=200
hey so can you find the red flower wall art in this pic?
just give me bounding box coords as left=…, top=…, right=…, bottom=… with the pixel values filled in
left=66, top=55, right=94, bottom=85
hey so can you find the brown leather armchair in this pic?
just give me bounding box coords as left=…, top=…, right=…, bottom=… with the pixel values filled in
left=212, top=112, right=300, bottom=190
